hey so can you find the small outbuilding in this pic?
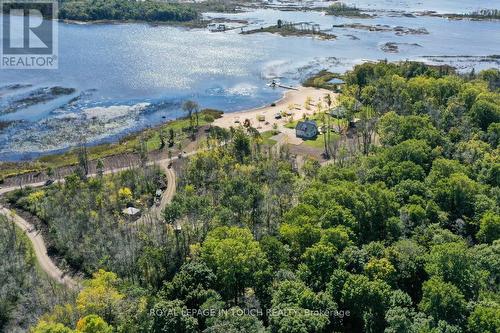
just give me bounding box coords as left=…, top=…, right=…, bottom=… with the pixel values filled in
left=328, top=78, right=345, bottom=92
left=123, top=207, right=140, bottom=216
left=328, top=78, right=345, bottom=85
left=296, top=120, right=318, bottom=139
left=208, top=23, right=226, bottom=32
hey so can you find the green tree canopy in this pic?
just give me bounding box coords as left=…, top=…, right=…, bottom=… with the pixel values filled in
left=201, top=227, right=269, bottom=302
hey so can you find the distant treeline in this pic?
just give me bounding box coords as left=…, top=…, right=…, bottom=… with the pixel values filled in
left=459, top=9, right=500, bottom=19
left=58, top=0, right=199, bottom=22
left=443, top=9, right=500, bottom=20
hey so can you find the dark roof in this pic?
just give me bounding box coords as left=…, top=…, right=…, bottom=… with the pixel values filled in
left=328, top=78, right=345, bottom=84
left=296, top=120, right=317, bottom=131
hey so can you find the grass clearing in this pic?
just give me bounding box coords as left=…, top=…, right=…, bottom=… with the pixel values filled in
left=261, top=130, right=279, bottom=145
left=302, top=134, right=326, bottom=149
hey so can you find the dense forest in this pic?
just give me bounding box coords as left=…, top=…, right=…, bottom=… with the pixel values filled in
left=2, top=62, right=500, bottom=332
left=5, top=166, right=165, bottom=279
left=58, top=0, right=199, bottom=22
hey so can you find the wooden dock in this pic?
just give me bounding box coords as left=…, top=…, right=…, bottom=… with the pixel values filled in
left=209, top=25, right=249, bottom=32
left=277, top=84, right=299, bottom=90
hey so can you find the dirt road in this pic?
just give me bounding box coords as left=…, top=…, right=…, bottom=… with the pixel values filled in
left=0, top=154, right=184, bottom=289
left=0, top=207, right=80, bottom=290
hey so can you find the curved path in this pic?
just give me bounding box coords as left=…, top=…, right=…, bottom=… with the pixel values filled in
left=0, top=207, right=80, bottom=289
left=135, top=161, right=176, bottom=224
left=160, top=164, right=177, bottom=207
left=0, top=155, right=184, bottom=290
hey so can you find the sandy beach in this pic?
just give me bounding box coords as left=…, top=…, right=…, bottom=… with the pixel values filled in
left=213, top=86, right=335, bottom=133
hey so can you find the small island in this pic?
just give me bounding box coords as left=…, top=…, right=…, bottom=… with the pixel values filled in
left=325, top=3, right=373, bottom=18
left=241, top=20, right=336, bottom=40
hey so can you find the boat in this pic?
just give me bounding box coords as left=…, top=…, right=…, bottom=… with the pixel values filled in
left=266, top=79, right=280, bottom=88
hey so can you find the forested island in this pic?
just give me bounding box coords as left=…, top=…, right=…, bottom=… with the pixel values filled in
left=325, top=3, right=371, bottom=18
left=1, top=62, right=499, bottom=332
left=447, top=9, right=500, bottom=20
left=58, top=0, right=199, bottom=23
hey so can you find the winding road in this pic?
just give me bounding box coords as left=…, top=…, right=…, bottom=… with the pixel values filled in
left=0, top=155, right=181, bottom=290
left=0, top=207, right=80, bottom=289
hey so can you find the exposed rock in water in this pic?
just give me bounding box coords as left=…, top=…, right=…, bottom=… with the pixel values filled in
left=50, top=87, right=76, bottom=96
left=0, top=84, right=33, bottom=98
left=0, top=84, right=33, bottom=92
left=381, top=42, right=399, bottom=53
left=393, top=26, right=429, bottom=36
left=385, top=10, right=416, bottom=18
left=0, top=86, right=76, bottom=115
left=0, top=120, right=15, bottom=132
left=380, top=42, right=422, bottom=53
left=345, top=34, right=360, bottom=40
left=332, top=23, right=429, bottom=36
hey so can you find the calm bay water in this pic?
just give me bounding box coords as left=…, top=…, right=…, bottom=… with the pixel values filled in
left=0, top=3, right=499, bottom=160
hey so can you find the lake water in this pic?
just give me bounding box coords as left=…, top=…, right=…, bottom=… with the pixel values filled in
left=0, top=3, right=499, bottom=160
